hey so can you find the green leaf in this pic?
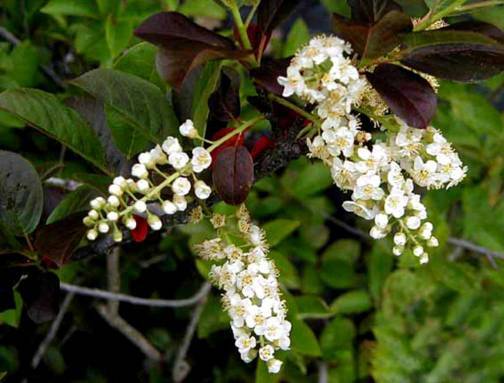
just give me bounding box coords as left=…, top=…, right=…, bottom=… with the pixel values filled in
left=197, top=293, right=229, bottom=338
left=191, top=61, right=223, bottom=137
left=0, top=292, right=22, bottom=328
left=290, top=162, right=332, bottom=198
left=0, top=88, right=108, bottom=173
left=320, top=240, right=362, bottom=289
left=106, top=105, right=149, bottom=159
left=179, top=0, right=227, bottom=19
left=269, top=251, right=300, bottom=289
left=105, top=16, right=133, bottom=58
left=46, top=185, right=98, bottom=224
left=264, top=219, right=300, bottom=247
left=367, top=242, right=394, bottom=303
left=283, top=18, right=310, bottom=57
left=9, top=41, right=40, bottom=87
left=291, top=319, right=321, bottom=356
left=41, top=0, right=98, bottom=18
left=71, top=69, right=179, bottom=144
left=255, top=359, right=281, bottom=383
left=330, top=289, right=373, bottom=314
left=320, top=317, right=356, bottom=361
left=0, top=151, right=43, bottom=236
left=114, top=42, right=158, bottom=82
left=295, top=296, right=332, bottom=320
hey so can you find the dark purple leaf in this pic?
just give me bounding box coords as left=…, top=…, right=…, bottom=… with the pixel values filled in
left=444, top=21, right=504, bottom=44
left=212, top=146, right=254, bottom=205
left=18, top=271, right=60, bottom=323
left=333, top=10, right=412, bottom=61
left=250, top=57, right=291, bottom=95
left=135, top=12, right=247, bottom=89
left=0, top=268, right=24, bottom=312
left=400, top=30, right=504, bottom=82
left=208, top=67, right=241, bottom=124
left=34, top=213, right=87, bottom=267
left=257, top=0, right=299, bottom=34
left=349, top=0, right=402, bottom=23
left=366, top=63, right=437, bottom=129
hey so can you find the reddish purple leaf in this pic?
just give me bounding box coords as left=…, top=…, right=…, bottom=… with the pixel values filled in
left=349, top=0, right=402, bottom=23
left=366, top=64, right=437, bottom=129
left=400, top=30, right=504, bottom=82
left=444, top=21, right=504, bottom=44
left=250, top=57, right=291, bottom=95
left=208, top=67, right=241, bottom=124
left=212, top=146, right=254, bottom=205
left=257, top=0, right=299, bottom=35
left=18, top=271, right=60, bottom=324
left=34, top=213, right=87, bottom=267
left=135, top=12, right=247, bottom=89
left=333, top=10, right=412, bottom=62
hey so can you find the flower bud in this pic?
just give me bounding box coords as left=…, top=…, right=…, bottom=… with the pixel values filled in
left=88, top=210, right=99, bottom=220
left=162, top=200, right=177, bottom=215
left=90, top=197, right=105, bottom=209
left=113, top=229, right=123, bottom=242
left=393, top=232, right=407, bottom=246
left=98, top=222, right=110, bottom=233
left=134, top=200, right=147, bottom=213
left=179, top=119, right=198, bottom=138
left=172, top=177, right=191, bottom=196
left=87, top=229, right=98, bottom=241
left=107, top=211, right=119, bottom=222
left=148, top=214, right=162, bottom=231
left=413, top=245, right=424, bottom=257
left=124, top=216, right=137, bottom=230
left=136, top=179, right=150, bottom=193
left=131, top=164, right=148, bottom=179
left=108, top=184, right=123, bottom=197
left=107, top=195, right=120, bottom=207
left=194, top=180, right=212, bottom=200
left=374, top=213, right=388, bottom=229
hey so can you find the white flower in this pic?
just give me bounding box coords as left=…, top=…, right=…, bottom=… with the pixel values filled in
left=138, top=152, right=154, bottom=168
left=342, top=200, right=377, bottom=220
left=173, top=195, right=187, bottom=211
left=172, top=177, right=191, bottom=196
left=191, top=147, right=212, bottom=173
left=374, top=213, right=388, bottom=229
left=394, top=232, right=407, bottom=246
left=179, top=119, right=198, bottom=138
left=87, top=229, right=98, bottom=241
left=413, top=245, right=424, bottom=257
left=98, top=222, right=109, bottom=233
left=412, top=157, right=438, bottom=188
left=134, top=200, right=147, bottom=213
left=259, top=345, right=275, bottom=361
left=108, top=184, right=123, bottom=197
left=125, top=217, right=137, bottom=230
left=90, top=197, right=106, bottom=209
left=168, top=152, right=189, bottom=170
left=136, top=179, right=150, bottom=193
left=263, top=317, right=284, bottom=342
left=267, top=359, right=283, bottom=374
left=384, top=188, right=408, bottom=218
left=353, top=173, right=384, bottom=201
left=370, top=226, right=387, bottom=239
left=235, top=335, right=256, bottom=354
left=162, top=200, right=177, bottom=215
left=106, top=211, right=119, bottom=222
left=131, top=164, right=148, bottom=179
left=148, top=215, right=162, bottom=231
left=406, top=216, right=421, bottom=230
left=107, top=195, right=120, bottom=208
left=194, top=180, right=212, bottom=200
left=162, top=136, right=182, bottom=155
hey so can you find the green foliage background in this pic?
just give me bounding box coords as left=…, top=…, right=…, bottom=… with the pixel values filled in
left=0, top=0, right=503, bottom=382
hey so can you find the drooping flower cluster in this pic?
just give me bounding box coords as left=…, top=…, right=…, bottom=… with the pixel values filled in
left=83, top=120, right=212, bottom=242
left=195, top=207, right=291, bottom=374
left=279, top=35, right=467, bottom=263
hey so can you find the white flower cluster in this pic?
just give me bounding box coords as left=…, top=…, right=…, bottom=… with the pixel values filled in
left=195, top=209, right=290, bottom=374
left=279, top=35, right=467, bottom=263
left=83, top=120, right=212, bottom=242
left=277, top=35, right=366, bottom=125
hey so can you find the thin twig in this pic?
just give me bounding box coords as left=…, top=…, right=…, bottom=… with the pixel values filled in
left=96, top=304, right=162, bottom=361
left=0, top=26, right=67, bottom=89
left=31, top=292, right=75, bottom=369
left=172, top=290, right=210, bottom=382
left=325, top=215, right=504, bottom=264
left=318, top=361, right=329, bottom=383
left=107, top=249, right=121, bottom=314
left=60, top=281, right=212, bottom=307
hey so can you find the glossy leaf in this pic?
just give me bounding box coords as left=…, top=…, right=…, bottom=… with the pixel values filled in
left=257, top=0, right=299, bottom=34
left=71, top=69, right=179, bottom=144
left=208, top=67, right=241, bottom=125
left=212, top=146, right=254, bottom=205
left=0, top=89, right=108, bottom=173
left=333, top=10, right=412, bottom=62
left=135, top=12, right=246, bottom=89
left=349, top=0, right=403, bottom=23
left=18, top=271, right=60, bottom=324
left=46, top=185, right=98, bottom=225
left=250, top=57, right=291, bottom=96
left=113, top=42, right=159, bottom=82
left=264, top=219, right=300, bottom=247
left=35, top=213, right=87, bottom=267
left=0, top=151, right=43, bottom=236
left=400, top=30, right=504, bottom=82
left=366, top=63, right=437, bottom=128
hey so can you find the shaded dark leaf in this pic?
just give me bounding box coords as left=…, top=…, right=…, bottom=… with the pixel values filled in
left=208, top=67, right=241, bottom=125
left=246, top=23, right=272, bottom=59
left=400, top=30, right=504, bottom=82
left=135, top=12, right=247, bottom=89
left=366, top=63, right=437, bottom=129
left=257, top=0, right=299, bottom=34
left=0, top=151, right=43, bottom=236
left=444, top=21, right=504, bottom=44
left=18, top=271, right=60, bottom=324
left=0, top=268, right=24, bottom=312
left=34, top=213, right=87, bottom=267
left=333, top=10, right=412, bottom=61
left=66, top=96, right=129, bottom=174
left=250, top=57, right=291, bottom=95
left=349, top=0, right=403, bottom=23
left=212, top=146, right=254, bottom=205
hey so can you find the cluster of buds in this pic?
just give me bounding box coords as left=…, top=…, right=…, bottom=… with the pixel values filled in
left=195, top=207, right=290, bottom=374
left=280, top=35, right=467, bottom=263
left=83, top=120, right=213, bottom=242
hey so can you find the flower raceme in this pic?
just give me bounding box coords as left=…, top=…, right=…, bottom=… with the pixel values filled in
left=195, top=207, right=291, bottom=374
left=279, top=35, right=467, bottom=263
left=83, top=120, right=212, bottom=242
